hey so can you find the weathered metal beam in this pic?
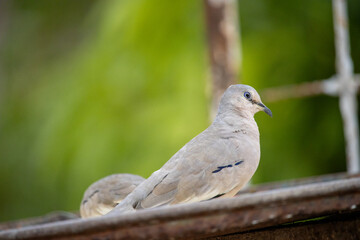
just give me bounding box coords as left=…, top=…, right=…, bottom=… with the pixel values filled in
left=332, top=0, right=360, bottom=174
left=260, top=75, right=360, bottom=103
left=238, top=172, right=358, bottom=194
left=0, top=173, right=354, bottom=231
left=0, top=177, right=359, bottom=239
left=0, top=212, right=78, bottom=231
left=210, top=212, right=360, bottom=240
left=204, top=0, right=241, bottom=119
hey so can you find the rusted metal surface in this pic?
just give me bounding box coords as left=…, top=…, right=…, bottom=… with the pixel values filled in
left=208, top=212, right=360, bottom=240
left=239, top=172, right=359, bottom=194
left=0, top=212, right=79, bottom=231
left=0, top=172, right=352, bottom=231
left=204, top=0, right=241, bottom=119
left=0, top=177, right=359, bottom=240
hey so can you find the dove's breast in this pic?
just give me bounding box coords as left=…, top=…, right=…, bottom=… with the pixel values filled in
left=208, top=122, right=261, bottom=196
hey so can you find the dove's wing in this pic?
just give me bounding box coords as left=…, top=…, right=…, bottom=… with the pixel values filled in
left=138, top=127, right=260, bottom=209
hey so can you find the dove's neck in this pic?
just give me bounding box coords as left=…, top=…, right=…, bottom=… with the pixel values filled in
left=213, top=111, right=259, bottom=137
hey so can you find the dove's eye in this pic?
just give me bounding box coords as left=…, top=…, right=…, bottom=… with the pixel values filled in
left=244, top=92, right=252, bottom=100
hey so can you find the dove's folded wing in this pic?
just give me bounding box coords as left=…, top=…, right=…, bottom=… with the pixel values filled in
left=138, top=135, right=252, bottom=208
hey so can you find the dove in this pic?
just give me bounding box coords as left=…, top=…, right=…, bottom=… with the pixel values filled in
left=108, top=84, right=272, bottom=215
left=80, top=173, right=145, bottom=218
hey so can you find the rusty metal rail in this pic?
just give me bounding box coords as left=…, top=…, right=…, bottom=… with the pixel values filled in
left=0, top=212, right=79, bottom=232
left=211, top=212, right=360, bottom=240
left=0, top=176, right=359, bottom=239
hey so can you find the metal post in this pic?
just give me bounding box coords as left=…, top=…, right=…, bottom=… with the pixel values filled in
left=332, top=0, right=359, bottom=173
left=204, top=0, right=241, bottom=119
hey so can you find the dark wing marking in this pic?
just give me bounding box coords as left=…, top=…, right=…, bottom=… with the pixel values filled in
left=212, top=160, right=244, bottom=173
left=82, top=189, right=99, bottom=205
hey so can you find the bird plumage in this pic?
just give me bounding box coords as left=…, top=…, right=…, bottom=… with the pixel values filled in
left=107, top=84, right=271, bottom=215
left=80, top=174, right=145, bottom=218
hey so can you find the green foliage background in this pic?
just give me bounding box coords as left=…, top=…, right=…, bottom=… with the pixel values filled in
left=0, top=0, right=359, bottom=221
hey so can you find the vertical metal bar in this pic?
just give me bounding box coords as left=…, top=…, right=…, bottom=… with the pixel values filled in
left=332, top=0, right=359, bottom=173
left=204, top=0, right=241, bottom=119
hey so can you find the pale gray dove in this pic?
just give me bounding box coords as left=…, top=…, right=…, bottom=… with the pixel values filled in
left=108, top=84, right=272, bottom=215
left=80, top=174, right=145, bottom=218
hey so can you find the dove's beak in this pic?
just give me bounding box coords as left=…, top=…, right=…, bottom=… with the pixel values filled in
left=257, top=102, right=272, bottom=117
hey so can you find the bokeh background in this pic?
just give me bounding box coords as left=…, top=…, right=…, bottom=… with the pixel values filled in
left=1, top=0, right=360, bottom=221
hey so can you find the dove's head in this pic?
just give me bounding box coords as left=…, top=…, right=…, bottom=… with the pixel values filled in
left=217, top=84, right=272, bottom=118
